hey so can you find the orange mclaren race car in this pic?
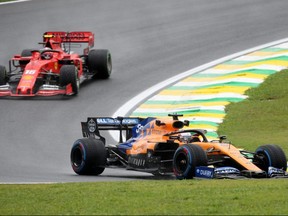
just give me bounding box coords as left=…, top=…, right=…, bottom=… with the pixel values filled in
left=70, top=114, right=288, bottom=179
left=0, top=31, right=112, bottom=97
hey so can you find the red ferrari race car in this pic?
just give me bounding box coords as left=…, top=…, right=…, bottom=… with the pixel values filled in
left=70, top=114, right=288, bottom=179
left=0, top=31, right=112, bottom=97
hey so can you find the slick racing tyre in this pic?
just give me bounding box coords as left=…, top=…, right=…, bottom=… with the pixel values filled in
left=173, top=144, right=208, bottom=180
left=253, top=144, right=287, bottom=172
left=0, top=65, right=8, bottom=85
left=87, top=49, right=112, bottom=79
left=59, top=65, right=80, bottom=95
left=19, top=49, right=33, bottom=66
left=70, top=138, right=107, bottom=175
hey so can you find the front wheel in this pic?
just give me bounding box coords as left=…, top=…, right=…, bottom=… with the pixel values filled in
left=253, top=144, right=287, bottom=172
left=173, top=144, right=208, bottom=180
left=0, top=65, right=8, bottom=85
left=59, top=65, right=80, bottom=95
left=70, top=138, right=107, bottom=175
left=87, top=49, right=112, bottom=79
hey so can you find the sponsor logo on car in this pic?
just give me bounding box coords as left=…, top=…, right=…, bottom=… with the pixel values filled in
left=195, top=166, right=214, bottom=179
left=88, top=119, right=96, bottom=132
left=214, top=167, right=240, bottom=176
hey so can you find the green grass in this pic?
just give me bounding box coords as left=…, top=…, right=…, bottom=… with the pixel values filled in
left=218, top=69, right=288, bottom=155
left=1, top=70, right=288, bottom=215
left=0, top=0, right=14, bottom=2
left=1, top=180, right=288, bottom=215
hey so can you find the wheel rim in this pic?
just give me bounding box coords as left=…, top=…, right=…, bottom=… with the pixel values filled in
left=256, top=151, right=270, bottom=171
left=175, top=152, right=189, bottom=173
left=71, top=146, right=83, bottom=168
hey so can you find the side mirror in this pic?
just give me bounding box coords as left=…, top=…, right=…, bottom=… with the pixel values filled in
left=183, top=120, right=190, bottom=126
left=156, top=120, right=165, bottom=126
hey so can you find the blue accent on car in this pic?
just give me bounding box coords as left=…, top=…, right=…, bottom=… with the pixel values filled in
left=268, top=166, right=285, bottom=177
left=132, top=117, right=156, bottom=138
left=263, top=149, right=272, bottom=166
left=195, top=166, right=214, bottom=179
left=117, top=118, right=155, bottom=154
left=117, top=138, right=137, bottom=154
left=214, top=167, right=240, bottom=177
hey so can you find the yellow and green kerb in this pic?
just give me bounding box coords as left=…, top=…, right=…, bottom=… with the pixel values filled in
left=131, top=44, right=288, bottom=140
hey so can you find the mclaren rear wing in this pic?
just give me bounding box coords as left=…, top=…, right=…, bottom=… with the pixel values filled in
left=81, top=117, right=144, bottom=143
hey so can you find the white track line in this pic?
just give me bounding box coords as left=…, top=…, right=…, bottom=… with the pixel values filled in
left=0, top=0, right=30, bottom=5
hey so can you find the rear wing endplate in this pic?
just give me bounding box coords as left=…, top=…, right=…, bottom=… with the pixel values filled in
left=81, top=117, right=144, bottom=143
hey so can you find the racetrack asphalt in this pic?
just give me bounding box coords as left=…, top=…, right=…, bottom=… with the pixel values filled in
left=1, top=0, right=288, bottom=183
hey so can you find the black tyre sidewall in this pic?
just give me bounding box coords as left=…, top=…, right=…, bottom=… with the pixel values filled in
left=88, top=49, right=112, bottom=79
left=59, top=65, right=79, bottom=95
left=0, top=65, right=7, bottom=85
left=70, top=138, right=107, bottom=175
left=21, top=49, right=33, bottom=57
left=70, top=140, right=88, bottom=174
left=19, top=49, right=33, bottom=66
left=255, top=144, right=287, bottom=172
left=173, top=144, right=207, bottom=180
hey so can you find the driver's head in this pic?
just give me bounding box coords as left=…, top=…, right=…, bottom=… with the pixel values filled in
left=190, top=133, right=201, bottom=142
left=41, top=47, right=53, bottom=60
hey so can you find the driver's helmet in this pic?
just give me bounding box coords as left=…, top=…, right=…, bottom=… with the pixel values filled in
left=179, top=132, right=193, bottom=143
left=41, top=47, right=53, bottom=60
left=179, top=132, right=201, bottom=143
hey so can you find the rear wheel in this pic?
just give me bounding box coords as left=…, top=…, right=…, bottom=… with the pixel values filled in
left=70, top=138, right=107, bottom=175
left=0, top=65, right=7, bottom=85
left=87, top=49, right=112, bottom=79
left=59, top=65, right=80, bottom=95
left=173, top=144, right=208, bottom=179
left=253, top=144, right=287, bottom=172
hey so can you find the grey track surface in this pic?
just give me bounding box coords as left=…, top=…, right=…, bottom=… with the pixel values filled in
left=1, top=0, right=288, bottom=183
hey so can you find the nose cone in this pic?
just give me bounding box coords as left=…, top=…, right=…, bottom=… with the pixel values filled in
left=17, top=72, right=37, bottom=95
left=17, top=86, right=32, bottom=95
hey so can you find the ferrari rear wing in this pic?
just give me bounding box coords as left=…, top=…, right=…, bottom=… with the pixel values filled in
left=43, top=31, right=94, bottom=47
left=81, top=117, right=144, bottom=143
